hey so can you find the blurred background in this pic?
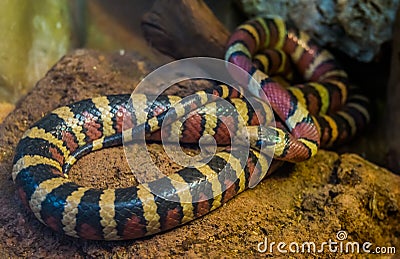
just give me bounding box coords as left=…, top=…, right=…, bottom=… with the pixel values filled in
left=0, top=0, right=242, bottom=105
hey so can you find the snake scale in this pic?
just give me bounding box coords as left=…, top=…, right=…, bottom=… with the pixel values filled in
left=12, top=17, right=369, bottom=240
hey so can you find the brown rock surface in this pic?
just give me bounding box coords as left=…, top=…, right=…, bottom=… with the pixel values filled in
left=0, top=50, right=399, bottom=258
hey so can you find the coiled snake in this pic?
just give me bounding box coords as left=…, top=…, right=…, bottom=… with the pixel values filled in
left=12, top=17, right=369, bottom=240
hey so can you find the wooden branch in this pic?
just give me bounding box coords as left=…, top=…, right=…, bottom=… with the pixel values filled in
left=141, top=0, right=230, bottom=59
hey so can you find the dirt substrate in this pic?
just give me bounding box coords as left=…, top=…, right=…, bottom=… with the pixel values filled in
left=0, top=50, right=399, bottom=258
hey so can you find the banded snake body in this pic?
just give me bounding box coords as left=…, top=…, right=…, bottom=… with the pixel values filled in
left=12, top=17, right=369, bottom=240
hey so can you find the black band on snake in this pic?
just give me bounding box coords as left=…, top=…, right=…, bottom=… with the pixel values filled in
left=12, top=16, right=369, bottom=240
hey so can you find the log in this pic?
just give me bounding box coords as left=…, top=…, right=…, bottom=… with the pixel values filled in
left=141, top=0, right=230, bottom=59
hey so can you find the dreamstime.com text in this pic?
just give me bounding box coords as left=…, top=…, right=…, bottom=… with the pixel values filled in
left=257, top=231, right=396, bottom=255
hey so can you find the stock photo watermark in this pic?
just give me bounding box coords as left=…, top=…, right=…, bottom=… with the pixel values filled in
left=257, top=230, right=396, bottom=255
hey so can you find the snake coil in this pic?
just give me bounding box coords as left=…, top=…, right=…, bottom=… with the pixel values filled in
left=12, top=17, right=369, bottom=240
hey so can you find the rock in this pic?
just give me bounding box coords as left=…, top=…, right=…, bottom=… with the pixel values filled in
left=238, top=0, right=399, bottom=62
left=0, top=49, right=399, bottom=257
